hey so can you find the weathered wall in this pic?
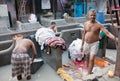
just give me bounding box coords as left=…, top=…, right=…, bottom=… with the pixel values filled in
left=0, top=4, right=10, bottom=27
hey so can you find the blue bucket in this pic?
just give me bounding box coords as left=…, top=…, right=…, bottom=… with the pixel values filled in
left=96, top=12, right=105, bottom=24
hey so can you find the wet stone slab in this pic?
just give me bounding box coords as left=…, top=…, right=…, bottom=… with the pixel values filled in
left=31, top=58, right=44, bottom=74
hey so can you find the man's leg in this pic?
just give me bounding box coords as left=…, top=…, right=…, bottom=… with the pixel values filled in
left=88, top=54, right=95, bottom=74
left=17, top=75, right=22, bottom=80
left=86, top=54, right=90, bottom=67
left=26, top=75, right=31, bottom=80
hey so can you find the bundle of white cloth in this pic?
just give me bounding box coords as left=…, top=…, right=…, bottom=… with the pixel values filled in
left=35, top=28, right=55, bottom=50
left=68, top=38, right=84, bottom=61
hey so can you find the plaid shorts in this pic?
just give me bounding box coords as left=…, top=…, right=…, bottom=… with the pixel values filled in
left=11, top=53, right=31, bottom=77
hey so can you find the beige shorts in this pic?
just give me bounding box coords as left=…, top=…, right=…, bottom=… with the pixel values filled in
left=83, top=41, right=99, bottom=55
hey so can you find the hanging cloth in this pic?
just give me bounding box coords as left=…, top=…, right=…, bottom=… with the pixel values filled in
left=41, top=0, right=51, bottom=9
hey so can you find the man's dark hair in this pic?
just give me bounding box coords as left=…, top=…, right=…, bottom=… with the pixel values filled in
left=51, top=22, right=56, bottom=25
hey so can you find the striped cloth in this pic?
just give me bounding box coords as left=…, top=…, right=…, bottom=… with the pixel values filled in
left=46, top=37, right=66, bottom=50
left=11, top=53, right=31, bottom=78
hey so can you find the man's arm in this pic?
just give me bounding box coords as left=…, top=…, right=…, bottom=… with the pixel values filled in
left=81, top=24, right=87, bottom=51
left=81, top=30, right=85, bottom=47
left=31, top=41, right=37, bottom=62
left=100, top=26, right=118, bottom=41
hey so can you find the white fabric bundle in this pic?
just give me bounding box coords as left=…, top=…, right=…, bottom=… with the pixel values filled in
left=68, top=38, right=84, bottom=61
left=35, top=28, right=55, bottom=50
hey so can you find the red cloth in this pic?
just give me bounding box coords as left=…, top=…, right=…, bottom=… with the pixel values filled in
left=46, top=37, right=66, bottom=50
left=112, top=5, right=120, bottom=10
left=73, top=60, right=87, bottom=69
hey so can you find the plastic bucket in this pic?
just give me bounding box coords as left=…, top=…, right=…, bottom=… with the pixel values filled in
left=96, top=12, right=105, bottom=24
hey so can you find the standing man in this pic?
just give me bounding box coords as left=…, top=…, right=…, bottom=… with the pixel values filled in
left=81, top=9, right=118, bottom=74
left=11, top=34, right=37, bottom=80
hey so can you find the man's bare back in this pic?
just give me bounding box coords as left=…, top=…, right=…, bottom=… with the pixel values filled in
left=11, top=34, right=37, bottom=80
left=13, top=39, right=34, bottom=53
left=12, top=34, right=37, bottom=57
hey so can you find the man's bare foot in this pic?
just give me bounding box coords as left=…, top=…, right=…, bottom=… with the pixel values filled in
left=26, top=75, right=31, bottom=80
left=17, top=75, right=22, bottom=80
left=88, top=72, right=93, bottom=75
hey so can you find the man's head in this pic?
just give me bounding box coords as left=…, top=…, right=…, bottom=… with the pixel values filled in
left=12, top=34, right=23, bottom=40
left=88, top=9, right=96, bottom=22
left=49, top=22, right=57, bottom=32
left=49, top=25, right=57, bottom=33
left=51, top=22, right=56, bottom=25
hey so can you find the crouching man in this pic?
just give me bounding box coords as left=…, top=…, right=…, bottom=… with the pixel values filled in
left=11, top=34, right=37, bottom=80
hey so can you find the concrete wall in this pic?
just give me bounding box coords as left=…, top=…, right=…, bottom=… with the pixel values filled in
left=0, top=4, right=10, bottom=27
left=60, top=28, right=83, bottom=47
left=0, top=40, right=13, bottom=66
left=107, top=24, right=118, bottom=49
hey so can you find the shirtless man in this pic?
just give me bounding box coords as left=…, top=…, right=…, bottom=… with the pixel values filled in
left=81, top=9, right=118, bottom=74
left=11, top=34, right=37, bottom=80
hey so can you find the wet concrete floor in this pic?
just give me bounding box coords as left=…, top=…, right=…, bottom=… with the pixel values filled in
left=0, top=49, right=119, bottom=81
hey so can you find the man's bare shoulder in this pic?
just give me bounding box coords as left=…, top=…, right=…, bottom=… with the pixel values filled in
left=84, top=21, right=89, bottom=27
left=84, top=21, right=89, bottom=24
left=23, top=38, right=33, bottom=43
left=96, top=22, right=104, bottom=27
left=23, top=39, right=34, bottom=46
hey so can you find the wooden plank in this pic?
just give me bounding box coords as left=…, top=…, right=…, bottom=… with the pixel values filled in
left=115, top=30, right=120, bottom=77
left=115, top=26, right=120, bottom=28
left=112, top=8, right=120, bottom=11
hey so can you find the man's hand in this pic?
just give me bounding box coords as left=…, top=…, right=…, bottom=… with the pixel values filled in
left=29, top=58, right=32, bottom=64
